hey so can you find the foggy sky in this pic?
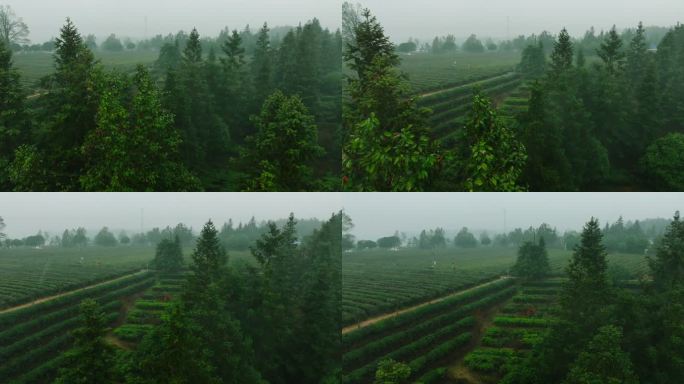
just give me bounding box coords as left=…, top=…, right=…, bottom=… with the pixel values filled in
left=3, top=0, right=340, bottom=43
left=0, top=193, right=342, bottom=238
left=344, top=193, right=684, bottom=240
left=357, top=0, right=684, bottom=43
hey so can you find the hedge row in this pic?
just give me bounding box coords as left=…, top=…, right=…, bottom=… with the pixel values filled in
left=408, top=332, right=472, bottom=374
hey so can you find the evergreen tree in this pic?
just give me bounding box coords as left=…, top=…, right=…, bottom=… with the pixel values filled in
left=597, top=26, right=625, bottom=74
left=38, top=18, right=98, bottom=190
left=80, top=66, right=200, bottom=191
left=563, top=326, right=638, bottom=384
left=626, top=22, right=648, bottom=85
left=252, top=23, right=273, bottom=104
left=54, top=299, right=117, bottom=384
left=649, top=211, right=684, bottom=291
left=549, top=28, right=573, bottom=78
left=512, top=238, right=551, bottom=280
left=220, top=30, right=250, bottom=139
left=0, top=38, right=29, bottom=189
left=344, top=9, right=398, bottom=82
left=239, top=91, right=325, bottom=191
left=129, top=303, right=217, bottom=384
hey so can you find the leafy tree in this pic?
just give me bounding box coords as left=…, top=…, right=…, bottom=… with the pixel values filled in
left=119, top=232, right=130, bottom=245
left=80, top=65, right=200, bottom=191
left=0, top=216, right=5, bottom=240
left=94, top=227, right=117, bottom=246
left=239, top=91, right=324, bottom=191
left=640, top=133, right=684, bottom=190
left=454, top=227, right=477, bottom=248
left=55, top=299, right=117, bottom=384
left=563, top=326, right=638, bottom=384
left=101, top=33, right=124, bottom=51
left=357, top=240, right=377, bottom=250
left=459, top=91, right=526, bottom=191
left=480, top=232, right=492, bottom=246
left=396, top=41, right=417, bottom=53
left=512, top=238, right=551, bottom=280
left=374, top=358, right=411, bottom=384
left=0, top=5, right=29, bottom=45
left=519, top=42, right=546, bottom=78
left=377, top=236, right=401, bottom=249
left=462, top=34, right=485, bottom=53
left=153, top=236, right=184, bottom=272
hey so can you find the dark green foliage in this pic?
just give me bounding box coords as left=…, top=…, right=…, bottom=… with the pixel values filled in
left=54, top=299, right=117, bottom=384
left=597, top=26, right=625, bottom=74
left=512, top=238, right=551, bottom=280
left=94, top=227, right=117, bottom=247
left=640, top=133, right=684, bottom=190
left=101, top=34, right=124, bottom=52
left=239, top=91, right=325, bottom=191
left=549, top=29, right=573, bottom=78
left=454, top=227, right=477, bottom=248
left=81, top=66, right=200, bottom=191
left=519, top=42, right=546, bottom=78
left=563, top=326, right=637, bottom=384
left=374, top=358, right=411, bottom=384
left=458, top=91, right=526, bottom=191
left=462, top=34, right=485, bottom=53
left=153, top=236, right=184, bottom=272
left=377, top=236, right=401, bottom=249
left=649, top=211, right=684, bottom=291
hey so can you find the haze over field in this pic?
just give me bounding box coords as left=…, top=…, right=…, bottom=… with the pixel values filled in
left=0, top=193, right=343, bottom=237
left=344, top=193, right=683, bottom=239
left=3, top=0, right=341, bottom=42
left=357, top=0, right=684, bottom=42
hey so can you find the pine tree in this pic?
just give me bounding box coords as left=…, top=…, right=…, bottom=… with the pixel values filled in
left=239, top=91, right=325, bottom=191
left=549, top=28, right=574, bottom=78
left=0, top=38, right=29, bottom=189
left=598, top=26, right=625, bottom=74
left=344, top=8, right=398, bottom=81
left=54, top=299, right=117, bottom=384
left=183, top=28, right=203, bottom=64
left=80, top=66, right=200, bottom=191
left=648, top=211, right=684, bottom=291
left=563, top=326, right=638, bottom=384
left=39, top=18, right=98, bottom=190
left=220, top=29, right=249, bottom=140
left=626, top=22, right=648, bottom=84
left=252, top=23, right=273, bottom=104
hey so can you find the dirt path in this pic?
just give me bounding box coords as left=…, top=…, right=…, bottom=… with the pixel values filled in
left=0, top=269, right=150, bottom=315
left=342, top=276, right=512, bottom=335
left=418, top=72, right=515, bottom=98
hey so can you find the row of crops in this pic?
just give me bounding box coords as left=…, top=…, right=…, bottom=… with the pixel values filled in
left=0, top=247, right=153, bottom=310
left=112, top=272, right=187, bottom=345
left=0, top=271, right=155, bottom=384
left=460, top=278, right=563, bottom=381
left=342, top=278, right=517, bottom=384
left=400, top=52, right=521, bottom=93
left=342, top=248, right=521, bottom=325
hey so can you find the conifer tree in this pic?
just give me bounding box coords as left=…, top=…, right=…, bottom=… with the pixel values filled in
left=54, top=299, right=117, bottom=384
left=252, top=23, right=273, bottom=104
left=598, top=26, right=625, bottom=74
left=549, top=28, right=574, bottom=78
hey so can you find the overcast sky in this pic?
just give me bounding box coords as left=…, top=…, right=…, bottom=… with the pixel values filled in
left=356, top=0, right=684, bottom=43
left=344, top=193, right=683, bottom=240
left=4, top=0, right=340, bottom=43
left=0, top=193, right=342, bottom=238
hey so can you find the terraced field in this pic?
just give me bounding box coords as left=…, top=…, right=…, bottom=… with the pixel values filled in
left=0, top=246, right=154, bottom=310
left=0, top=271, right=156, bottom=384
left=456, top=278, right=563, bottom=383
left=342, top=278, right=518, bottom=384
left=112, top=272, right=187, bottom=345
left=343, top=247, right=647, bottom=327
left=400, top=52, right=521, bottom=94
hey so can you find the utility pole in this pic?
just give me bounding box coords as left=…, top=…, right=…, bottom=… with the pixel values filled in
left=507, top=16, right=510, bottom=41
left=503, top=208, right=507, bottom=234
left=140, top=208, right=144, bottom=235
left=144, top=16, right=148, bottom=40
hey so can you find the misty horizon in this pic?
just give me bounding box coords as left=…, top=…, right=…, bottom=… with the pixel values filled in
left=344, top=193, right=683, bottom=241
left=355, top=0, right=683, bottom=44
left=0, top=193, right=342, bottom=238
left=2, top=0, right=340, bottom=43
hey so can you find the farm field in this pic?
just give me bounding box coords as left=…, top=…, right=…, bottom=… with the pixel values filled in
left=12, top=50, right=159, bottom=89
left=342, top=247, right=648, bottom=326
left=399, top=52, right=521, bottom=94
left=0, top=246, right=154, bottom=310
left=0, top=271, right=156, bottom=384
